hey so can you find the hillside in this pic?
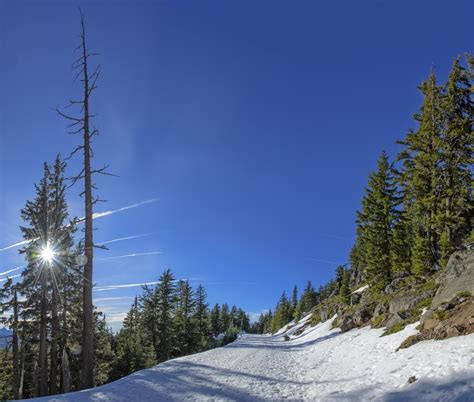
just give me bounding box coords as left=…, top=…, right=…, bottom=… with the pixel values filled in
left=33, top=314, right=473, bottom=401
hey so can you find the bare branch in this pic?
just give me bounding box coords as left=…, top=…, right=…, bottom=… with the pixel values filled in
left=55, top=107, right=83, bottom=122
left=65, top=145, right=85, bottom=161
left=68, top=167, right=86, bottom=188
left=93, top=244, right=109, bottom=251
left=91, top=165, right=118, bottom=177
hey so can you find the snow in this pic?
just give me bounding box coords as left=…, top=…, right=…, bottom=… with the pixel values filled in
left=351, top=284, right=370, bottom=294
left=34, top=316, right=474, bottom=401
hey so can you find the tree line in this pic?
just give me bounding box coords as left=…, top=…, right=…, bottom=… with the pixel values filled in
left=111, top=269, right=250, bottom=380
left=0, top=158, right=250, bottom=399
left=254, top=55, right=473, bottom=334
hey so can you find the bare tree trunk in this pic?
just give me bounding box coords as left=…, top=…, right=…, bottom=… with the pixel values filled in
left=12, top=288, right=19, bottom=400
left=79, top=13, right=95, bottom=390
left=38, top=274, right=48, bottom=396
left=62, top=348, right=71, bottom=394
left=56, top=10, right=109, bottom=390
left=18, top=324, right=26, bottom=400
left=49, top=286, right=59, bottom=395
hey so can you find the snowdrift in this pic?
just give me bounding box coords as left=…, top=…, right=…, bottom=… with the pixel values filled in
left=34, top=316, right=474, bottom=401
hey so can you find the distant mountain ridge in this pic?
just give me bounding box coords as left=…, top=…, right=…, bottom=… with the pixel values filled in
left=0, top=327, right=12, bottom=348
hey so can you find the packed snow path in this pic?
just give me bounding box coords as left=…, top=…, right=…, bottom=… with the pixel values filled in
left=38, top=317, right=474, bottom=401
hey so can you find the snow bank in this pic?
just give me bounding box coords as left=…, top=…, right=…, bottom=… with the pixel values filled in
left=33, top=316, right=474, bottom=401
left=351, top=284, right=369, bottom=294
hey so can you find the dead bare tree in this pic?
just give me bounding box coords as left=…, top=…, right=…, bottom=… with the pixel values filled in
left=56, top=9, right=113, bottom=390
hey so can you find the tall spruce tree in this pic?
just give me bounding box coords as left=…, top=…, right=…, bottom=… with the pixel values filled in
left=356, top=151, right=399, bottom=290
left=154, top=269, right=177, bottom=362
left=174, top=280, right=196, bottom=356
left=194, top=285, right=211, bottom=349
left=398, top=73, right=444, bottom=274
left=438, top=57, right=473, bottom=262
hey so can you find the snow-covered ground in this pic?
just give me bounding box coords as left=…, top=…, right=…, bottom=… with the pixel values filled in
left=37, top=316, right=474, bottom=401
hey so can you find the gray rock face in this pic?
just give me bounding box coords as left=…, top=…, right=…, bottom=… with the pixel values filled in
left=339, top=305, right=373, bottom=333
left=432, top=251, right=474, bottom=308
left=389, top=291, right=432, bottom=315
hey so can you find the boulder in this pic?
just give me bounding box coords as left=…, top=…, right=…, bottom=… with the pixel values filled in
left=432, top=250, right=474, bottom=308
left=389, top=291, right=433, bottom=315
left=340, top=305, right=373, bottom=333
left=373, top=302, right=388, bottom=318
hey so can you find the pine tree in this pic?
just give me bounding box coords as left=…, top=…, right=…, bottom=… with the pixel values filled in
left=291, top=285, right=298, bottom=318
left=339, top=268, right=351, bottom=304
left=93, top=311, right=114, bottom=386
left=16, top=156, right=78, bottom=397
left=398, top=73, right=444, bottom=274
left=194, top=285, right=211, bottom=350
left=356, top=151, right=399, bottom=290
left=210, top=304, right=221, bottom=336
left=174, top=280, right=196, bottom=356
left=154, top=269, right=177, bottom=362
left=438, top=57, right=473, bottom=263
left=300, top=281, right=317, bottom=314
left=220, top=304, right=231, bottom=332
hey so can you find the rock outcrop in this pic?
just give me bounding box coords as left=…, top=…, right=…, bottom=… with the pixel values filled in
left=432, top=250, right=474, bottom=308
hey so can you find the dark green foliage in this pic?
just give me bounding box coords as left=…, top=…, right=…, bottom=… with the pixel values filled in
left=271, top=292, right=293, bottom=332
left=356, top=151, right=399, bottom=291
left=339, top=269, right=351, bottom=304
left=300, top=281, right=318, bottom=314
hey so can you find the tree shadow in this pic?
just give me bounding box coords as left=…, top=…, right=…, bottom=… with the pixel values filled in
left=329, top=372, right=474, bottom=402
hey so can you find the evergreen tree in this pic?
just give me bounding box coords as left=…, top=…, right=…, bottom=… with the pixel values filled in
left=300, top=281, right=317, bottom=314
left=339, top=268, right=351, bottom=304
left=210, top=304, right=221, bottom=336
left=174, top=280, right=197, bottom=356
left=154, top=269, right=177, bottom=363
left=356, top=151, right=399, bottom=290
left=220, top=304, right=231, bottom=332
left=398, top=73, right=444, bottom=274
left=194, top=285, right=211, bottom=350
left=438, top=57, right=473, bottom=262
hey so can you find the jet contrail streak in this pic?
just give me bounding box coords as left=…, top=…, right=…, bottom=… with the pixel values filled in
left=93, top=277, right=204, bottom=292
left=93, top=296, right=135, bottom=303
left=0, top=274, right=21, bottom=282
left=98, top=233, right=153, bottom=246
left=0, top=266, right=24, bottom=276
left=99, top=251, right=161, bottom=261
left=0, top=198, right=158, bottom=252
left=0, top=240, right=31, bottom=252
left=88, top=198, right=158, bottom=221
left=94, top=281, right=161, bottom=291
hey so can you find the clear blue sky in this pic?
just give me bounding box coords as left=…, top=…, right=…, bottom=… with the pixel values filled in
left=1, top=0, right=473, bottom=329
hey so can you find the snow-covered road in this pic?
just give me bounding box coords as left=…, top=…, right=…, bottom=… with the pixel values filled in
left=38, top=317, right=474, bottom=401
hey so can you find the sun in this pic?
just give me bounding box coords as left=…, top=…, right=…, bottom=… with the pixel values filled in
left=40, top=244, right=56, bottom=264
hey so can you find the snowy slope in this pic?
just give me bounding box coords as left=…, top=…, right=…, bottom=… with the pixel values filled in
left=35, top=317, right=474, bottom=401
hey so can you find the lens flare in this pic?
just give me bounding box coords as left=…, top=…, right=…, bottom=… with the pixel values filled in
left=40, top=245, right=55, bottom=264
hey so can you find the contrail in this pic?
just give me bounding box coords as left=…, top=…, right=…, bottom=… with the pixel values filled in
left=94, top=281, right=161, bottom=292
left=0, top=240, right=30, bottom=252
left=0, top=266, right=24, bottom=276
left=99, top=251, right=161, bottom=261
left=0, top=198, right=158, bottom=252
left=0, top=274, right=21, bottom=282
left=88, top=198, right=158, bottom=221
left=97, top=233, right=153, bottom=246
left=94, top=296, right=135, bottom=303
left=93, top=277, right=203, bottom=292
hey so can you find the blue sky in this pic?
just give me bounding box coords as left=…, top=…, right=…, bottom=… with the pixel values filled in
left=1, top=0, right=473, bottom=330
